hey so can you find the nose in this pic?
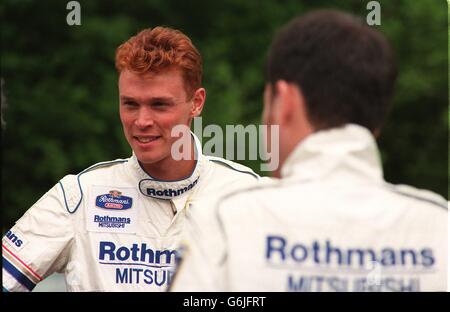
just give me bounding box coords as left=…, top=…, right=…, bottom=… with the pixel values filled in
left=135, top=107, right=154, bottom=129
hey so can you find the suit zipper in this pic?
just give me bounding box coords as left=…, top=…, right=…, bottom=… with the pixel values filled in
left=170, top=200, right=177, bottom=215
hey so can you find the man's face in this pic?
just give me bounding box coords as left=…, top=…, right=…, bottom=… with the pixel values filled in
left=119, top=68, right=198, bottom=167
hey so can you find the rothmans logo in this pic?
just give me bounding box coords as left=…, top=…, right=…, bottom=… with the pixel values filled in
left=147, top=178, right=199, bottom=199
left=96, top=190, right=133, bottom=210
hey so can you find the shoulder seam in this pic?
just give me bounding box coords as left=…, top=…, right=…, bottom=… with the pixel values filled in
left=385, top=183, right=448, bottom=211
left=214, top=178, right=288, bottom=266
left=79, top=159, right=128, bottom=175
left=60, top=159, right=128, bottom=214
left=208, top=159, right=259, bottom=179
left=216, top=177, right=303, bottom=213
left=388, top=188, right=448, bottom=211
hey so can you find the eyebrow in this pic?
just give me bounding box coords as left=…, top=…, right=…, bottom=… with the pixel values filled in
left=120, top=96, right=175, bottom=103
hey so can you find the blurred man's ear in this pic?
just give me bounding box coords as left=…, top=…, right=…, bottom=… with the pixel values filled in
left=273, top=80, right=298, bottom=127
left=264, top=80, right=313, bottom=133
left=262, top=84, right=273, bottom=126
left=274, top=80, right=314, bottom=141
left=190, top=88, right=206, bottom=117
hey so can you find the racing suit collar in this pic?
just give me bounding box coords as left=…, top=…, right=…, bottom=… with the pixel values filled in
left=130, top=131, right=205, bottom=200
left=281, top=124, right=383, bottom=183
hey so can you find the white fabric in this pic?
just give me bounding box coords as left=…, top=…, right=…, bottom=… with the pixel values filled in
left=2, top=133, right=259, bottom=292
left=170, top=124, right=448, bottom=292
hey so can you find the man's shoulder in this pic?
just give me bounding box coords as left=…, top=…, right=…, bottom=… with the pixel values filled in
left=218, top=175, right=279, bottom=204
left=59, top=157, right=129, bottom=186
left=205, top=155, right=260, bottom=180
left=386, top=183, right=448, bottom=211
left=79, top=157, right=130, bottom=176
left=58, top=157, right=130, bottom=213
left=191, top=157, right=265, bottom=206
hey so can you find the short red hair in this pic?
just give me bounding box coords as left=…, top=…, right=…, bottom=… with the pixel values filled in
left=115, top=27, right=202, bottom=98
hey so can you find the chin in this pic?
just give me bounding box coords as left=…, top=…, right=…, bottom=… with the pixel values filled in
left=134, top=151, right=167, bottom=165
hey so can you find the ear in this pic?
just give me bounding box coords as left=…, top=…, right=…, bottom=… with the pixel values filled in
left=262, top=84, right=273, bottom=125
left=190, top=88, right=206, bottom=117
left=273, top=80, right=298, bottom=127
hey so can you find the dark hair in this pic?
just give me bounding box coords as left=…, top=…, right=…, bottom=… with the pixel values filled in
left=265, top=10, right=397, bottom=132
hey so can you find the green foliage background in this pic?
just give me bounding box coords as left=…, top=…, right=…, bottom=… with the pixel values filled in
left=1, top=0, right=448, bottom=228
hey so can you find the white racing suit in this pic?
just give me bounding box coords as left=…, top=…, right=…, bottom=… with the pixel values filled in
left=2, top=134, right=259, bottom=291
left=170, top=124, right=448, bottom=292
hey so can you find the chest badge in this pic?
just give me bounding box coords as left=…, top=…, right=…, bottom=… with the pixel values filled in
left=87, top=186, right=139, bottom=234
left=96, top=190, right=133, bottom=210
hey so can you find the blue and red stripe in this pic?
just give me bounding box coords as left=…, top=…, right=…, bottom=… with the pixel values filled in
left=2, top=256, right=36, bottom=291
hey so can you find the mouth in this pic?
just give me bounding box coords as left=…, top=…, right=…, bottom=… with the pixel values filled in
left=133, top=135, right=161, bottom=144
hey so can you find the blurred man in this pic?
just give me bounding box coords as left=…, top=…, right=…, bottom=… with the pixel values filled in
left=2, top=27, right=259, bottom=292
left=170, top=10, right=448, bottom=291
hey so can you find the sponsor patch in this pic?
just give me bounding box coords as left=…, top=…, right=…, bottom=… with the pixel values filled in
left=144, top=177, right=199, bottom=200
left=93, top=215, right=131, bottom=229
left=98, top=241, right=178, bottom=287
left=96, top=190, right=133, bottom=210
left=3, top=229, right=27, bottom=251
left=87, top=186, right=138, bottom=234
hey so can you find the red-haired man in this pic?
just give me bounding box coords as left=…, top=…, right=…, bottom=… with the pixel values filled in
left=2, top=27, right=259, bottom=292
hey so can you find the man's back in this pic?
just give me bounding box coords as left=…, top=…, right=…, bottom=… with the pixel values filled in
left=171, top=125, right=447, bottom=291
